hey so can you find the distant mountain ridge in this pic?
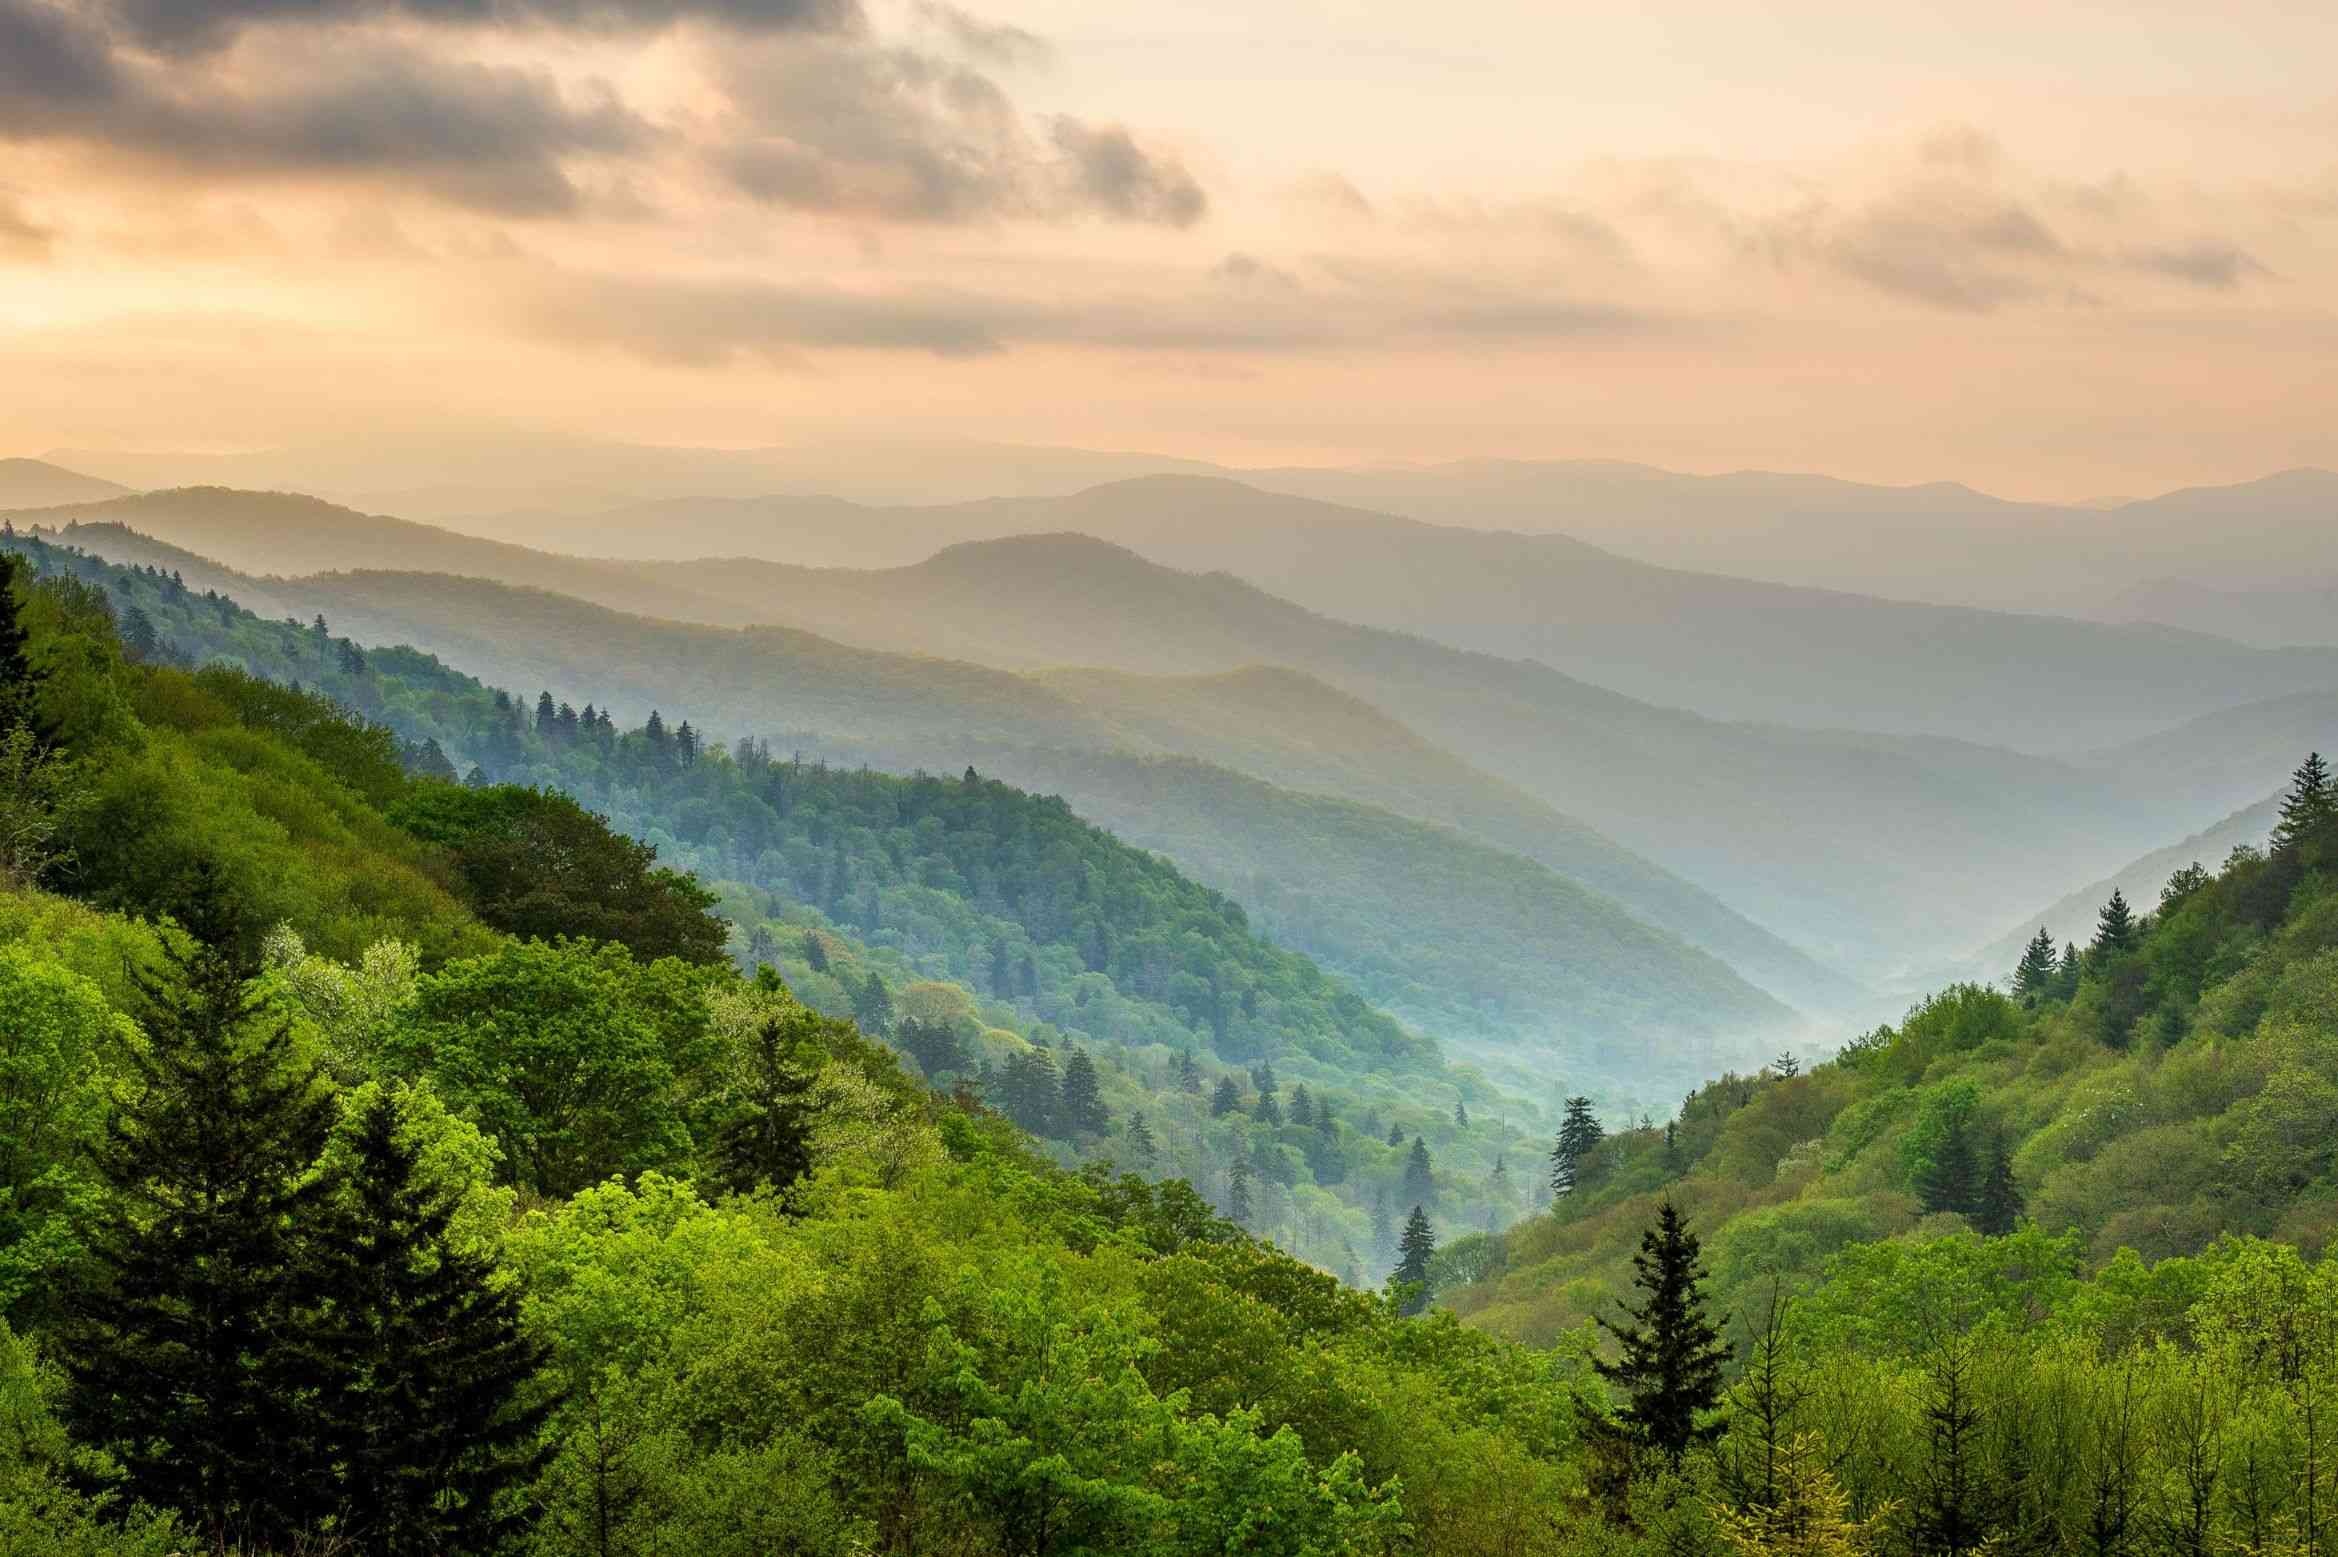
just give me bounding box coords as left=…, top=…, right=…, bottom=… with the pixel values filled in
left=0, top=458, right=129, bottom=509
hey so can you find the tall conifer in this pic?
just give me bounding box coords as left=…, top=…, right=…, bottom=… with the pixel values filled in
left=1594, top=1199, right=1730, bottom=1462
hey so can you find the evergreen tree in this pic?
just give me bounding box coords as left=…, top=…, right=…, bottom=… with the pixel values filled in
left=119, top=603, right=160, bottom=662
left=1123, top=1111, right=1157, bottom=1164
left=2159, top=861, right=2210, bottom=913
left=1916, top=1112, right=1981, bottom=1218
left=850, top=969, right=894, bottom=1035
left=711, top=1006, right=819, bottom=1197
left=895, top=1017, right=965, bottom=1080
left=298, top=1091, right=554, bottom=1553
left=2058, top=942, right=2082, bottom=1000
left=1975, top=1141, right=2023, bottom=1236
left=535, top=690, right=557, bottom=737
left=1912, top=1333, right=1993, bottom=1557
left=801, top=929, right=829, bottom=971
left=2272, top=751, right=2334, bottom=855
left=2092, top=889, right=2136, bottom=958
left=1772, top=1051, right=1800, bottom=1079
left=1454, top=1099, right=1470, bottom=1128
left=1288, top=1084, right=1314, bottom=1128
left=1176, top=1050, right=1203, bottom=1094
left=2012, top=928, right=2061, bottom=1004
left=64, top=870, right=342, bottom=1548
left=0, top=553, right=48, bottom=737
left=1210, top=1075, right=1243, bottom=1118
left=1226, top=1159, right=1253, bottom=1226
left=1593, top=1200, right=1730, bottom=1463
left=997, top=1049, right=1061, bottom=1137
left=1059, top=1047, right=1110, bottom=1136
left=1386, top=1120, right=1406, bottom=1148
left=1254, top=1088, right=1283, bottom=1127
left=338, top=639, right=368, bottom=677
left=1551, top=1096, right=1605, bottom=1197
left=1403, top=1135, right=1434, bottom=1208
left=1393, top=1206, right=1437, bottom=1316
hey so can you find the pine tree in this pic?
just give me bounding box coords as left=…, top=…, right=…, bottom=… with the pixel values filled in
left=1386, top=1120, right=1405, bottom=1148
left=1393, top=1206, right=1437, bottom=1315
left=711, top=1009, right=819, bottom=1197
left=1551, top=1095, right=1605, bottom=1197
left=1454, top=1098, right=1470, bottom=1128
left=0, top=553, right=48, bottom=738
left=998, top=1049, right=1061, bottom=1137
left=1176, top=1050, right=1203, bottom=1094
left=1403, top=1135, right=1435, bottom=1208
left=1594, top=1199, right=1730, bottom=1462
left=1124, top=1111, right=1157, bottom=1164
left=1975, top=1140, right=2023, bottom=1236
left=2092, top=889, right=2136, bottom=957
left=1226, top=1159, right=1253, bottom=1226
left=851, top=970, right=894, bottom=1035
left=1912, top=1332, right=1993, bottom=1557
left=298, top=1091, right=554, bottom=1553
left=1254, top=1088, right=1283, bottom=1127
left=1210, top=1075, right=1243, bottom=1118
left=1288, top=1084, right=1314, bottom=1128
left=65, top=870, right=342, bottom=1548
left=1916, top=1112, right=1981, bottom=1218
left=2273, top=752, right=2334, bottom=855
left=1772, top=1051, right=1800, bottom=1079
left=2012, top=928, right=2061, bottom=1004
left=1058, top=1047, right=1110, bottom=1136
left=119, top=603, right=160, bottom=662
left=535, top=690, right=557, bottom=737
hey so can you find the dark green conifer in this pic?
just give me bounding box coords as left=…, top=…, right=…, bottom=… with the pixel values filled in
left=1124, top=1111, right=1157, bottom=1164
left=2092, top=889, right=2136, bottom=957
left=1551, top=1095, right=1605, bottom=1197
left=2012, top=928, right=2060, bottom=1004
left=1226, top=1159, right=1253, bottom=1226
left=711, top=1007, right=820, bottom=1198
left=64, top=869, right=342, bottom=1548
left=1975, top=1140, right=2023, bottom=1236
left=1176, top=1050, right=1203, bottom=1094
left=1393, top=1205, right=1437, bottom=1315
left=2272, top=751, right=2334, bottom=855
left=1210, top=1075, right=1243, bottom=1118
left=0, top=553, right=48, bottom=737
left=1288, top=1084, right=1314, bottom=1128
left=1917, top=1113, right=1981, bottom=1218
left=1593, top=1199, right=1730, bottom=1462
left=1255, top=1087, right=1283, bottom=1127
left=298, top=1091, right=554, bottom=1553
left=1059, top=1046, right=1110, bottom=1136
left=1403, top=1135, right=1434, bottom=1207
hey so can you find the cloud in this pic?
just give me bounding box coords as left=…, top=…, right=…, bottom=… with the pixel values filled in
left=0, top=0, right=119, bottom=114
left=2124, top=240, right=2270, bottom=289
left=0, top=194, right=50, bottom=261
left=911, top=0, right=1046, bottom=68
left=1047, top=117, right=1204, bottom=227
left=102, top=0, right=859, bottom=56
left=708, top=35, right=1205, bottom=226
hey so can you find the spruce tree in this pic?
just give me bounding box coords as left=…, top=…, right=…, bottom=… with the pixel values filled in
left=1913, top=1332, right=1993, bottom=1557
left=1210, top=1075, right=1243, bottom=1118
left=850, top=969, right=894, bottom=1035
left=1550, top=1096, right=1605, bottom=1197
left=1975, top=1141, right=2023, bottom=1236
left=2092, top=889, right=2136, bottom=957
left=1385, top=1120, right=1405, bottom=1148
left=65, top=869, right=342, bottom=1548
left=1288, top=1084, right=1314, bottom=1128
left=2272, top=751, right=2334, bottom=855
left=1454, top=1099, right=1470, bottom=1128
left=1593, top=1199, right=1730, bottom=1462
left=1403, top=1135, right=1434, bottom=1208
left=2012, top=928, right=2060, bottom=1004
left=1058, top=1047, right=1110, bottom=1136
left=1176, top=1050, right=1203, bottom=1094
left=1254, top=1088, right=1283, bottom=1127
left=998, top=1049, right=1061, bottom=1137
left=1226, top=1159, right=1253, bottom=1226
left=1124, top=1111, right=1157, bottom=1164
left=1771, top=1051, right=1800, bottom=1079
left=711, top=1009, right=820, bottom=1197
left=1393, top=1206, right=1437, bottom=1316
left=298, top=1092, right=554, bottom=1553
left=0, top=553, right=48, bottom=737
left=1916, top=1113, right=1981, bottom=1218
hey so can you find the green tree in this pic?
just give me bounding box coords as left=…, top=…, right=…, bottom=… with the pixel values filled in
left=63, top=873, right=341, bottom=1548
left=1975, top=1142, right=2022, bottom=1236
left=1393, top=1206, right=1437, bottom=1316
left=1551, top=1095, right=1605, bottom=1197
left=710, top=1003, right=822, bottom=1198
left=1227, top=1159, right=1253, bottom=1226
left=2012, top=928, right=2060, bottom=1004
left=297, top=1090, right=554, bottom=1553
left=0, top=945, right=126, bottom=1315
left=1059, top=1047, right=1110, bottom=1136
left=2272, top=751, right=2334, bottom=855
left=1594, top=1199, right=1731, bottom=1463
left=1915, top=1110, right=1981, bottom=1218
left=1403, top=1135, right=1434, bottom=1208
left=2092, top=889, right=2137, bottom=958
left=0, top=553, right=48, bottom=738
left=1210, top=1075, right=1243, bottom=1118
left=850, top=969, right=894, bottom=1036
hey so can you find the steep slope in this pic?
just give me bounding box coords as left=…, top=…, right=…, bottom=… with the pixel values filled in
left=0, top=458, right=129, bottom=509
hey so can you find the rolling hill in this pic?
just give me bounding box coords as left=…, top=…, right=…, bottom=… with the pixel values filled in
left=0, top=458, right=128, bottom=509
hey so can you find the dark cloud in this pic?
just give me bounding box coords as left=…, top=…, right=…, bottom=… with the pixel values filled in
left=104, top=0, right=859, bottom=57
left=2124, top=240, right=2270, bottom=290
left=0, top=3, right=647, bottom=215
left=710, top=38, right=1206, bottom=226
left=1047, top=117, right=1204, bottom=227
left=1758, top=183, right=2068, bottom=312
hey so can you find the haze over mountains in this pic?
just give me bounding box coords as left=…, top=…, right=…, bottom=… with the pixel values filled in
left=10, top=444, right=2336, bottom=1062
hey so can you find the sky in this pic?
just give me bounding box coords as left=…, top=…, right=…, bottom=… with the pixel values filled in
left=2, top=0, right=2334, bottom=499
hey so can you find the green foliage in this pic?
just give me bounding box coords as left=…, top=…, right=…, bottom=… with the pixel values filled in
left=0, top=945, right=126, bottom=1316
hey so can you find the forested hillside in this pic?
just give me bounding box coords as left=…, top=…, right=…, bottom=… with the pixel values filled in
left=29, top=519, right=1808, bottom=1077
left=1450, top=756, right=2338, bottom=1347
left=2, top=530, right=1562, bottom=1274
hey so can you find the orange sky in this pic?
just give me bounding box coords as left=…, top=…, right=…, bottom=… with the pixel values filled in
left=2, top=0, right=2333, bottom=498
